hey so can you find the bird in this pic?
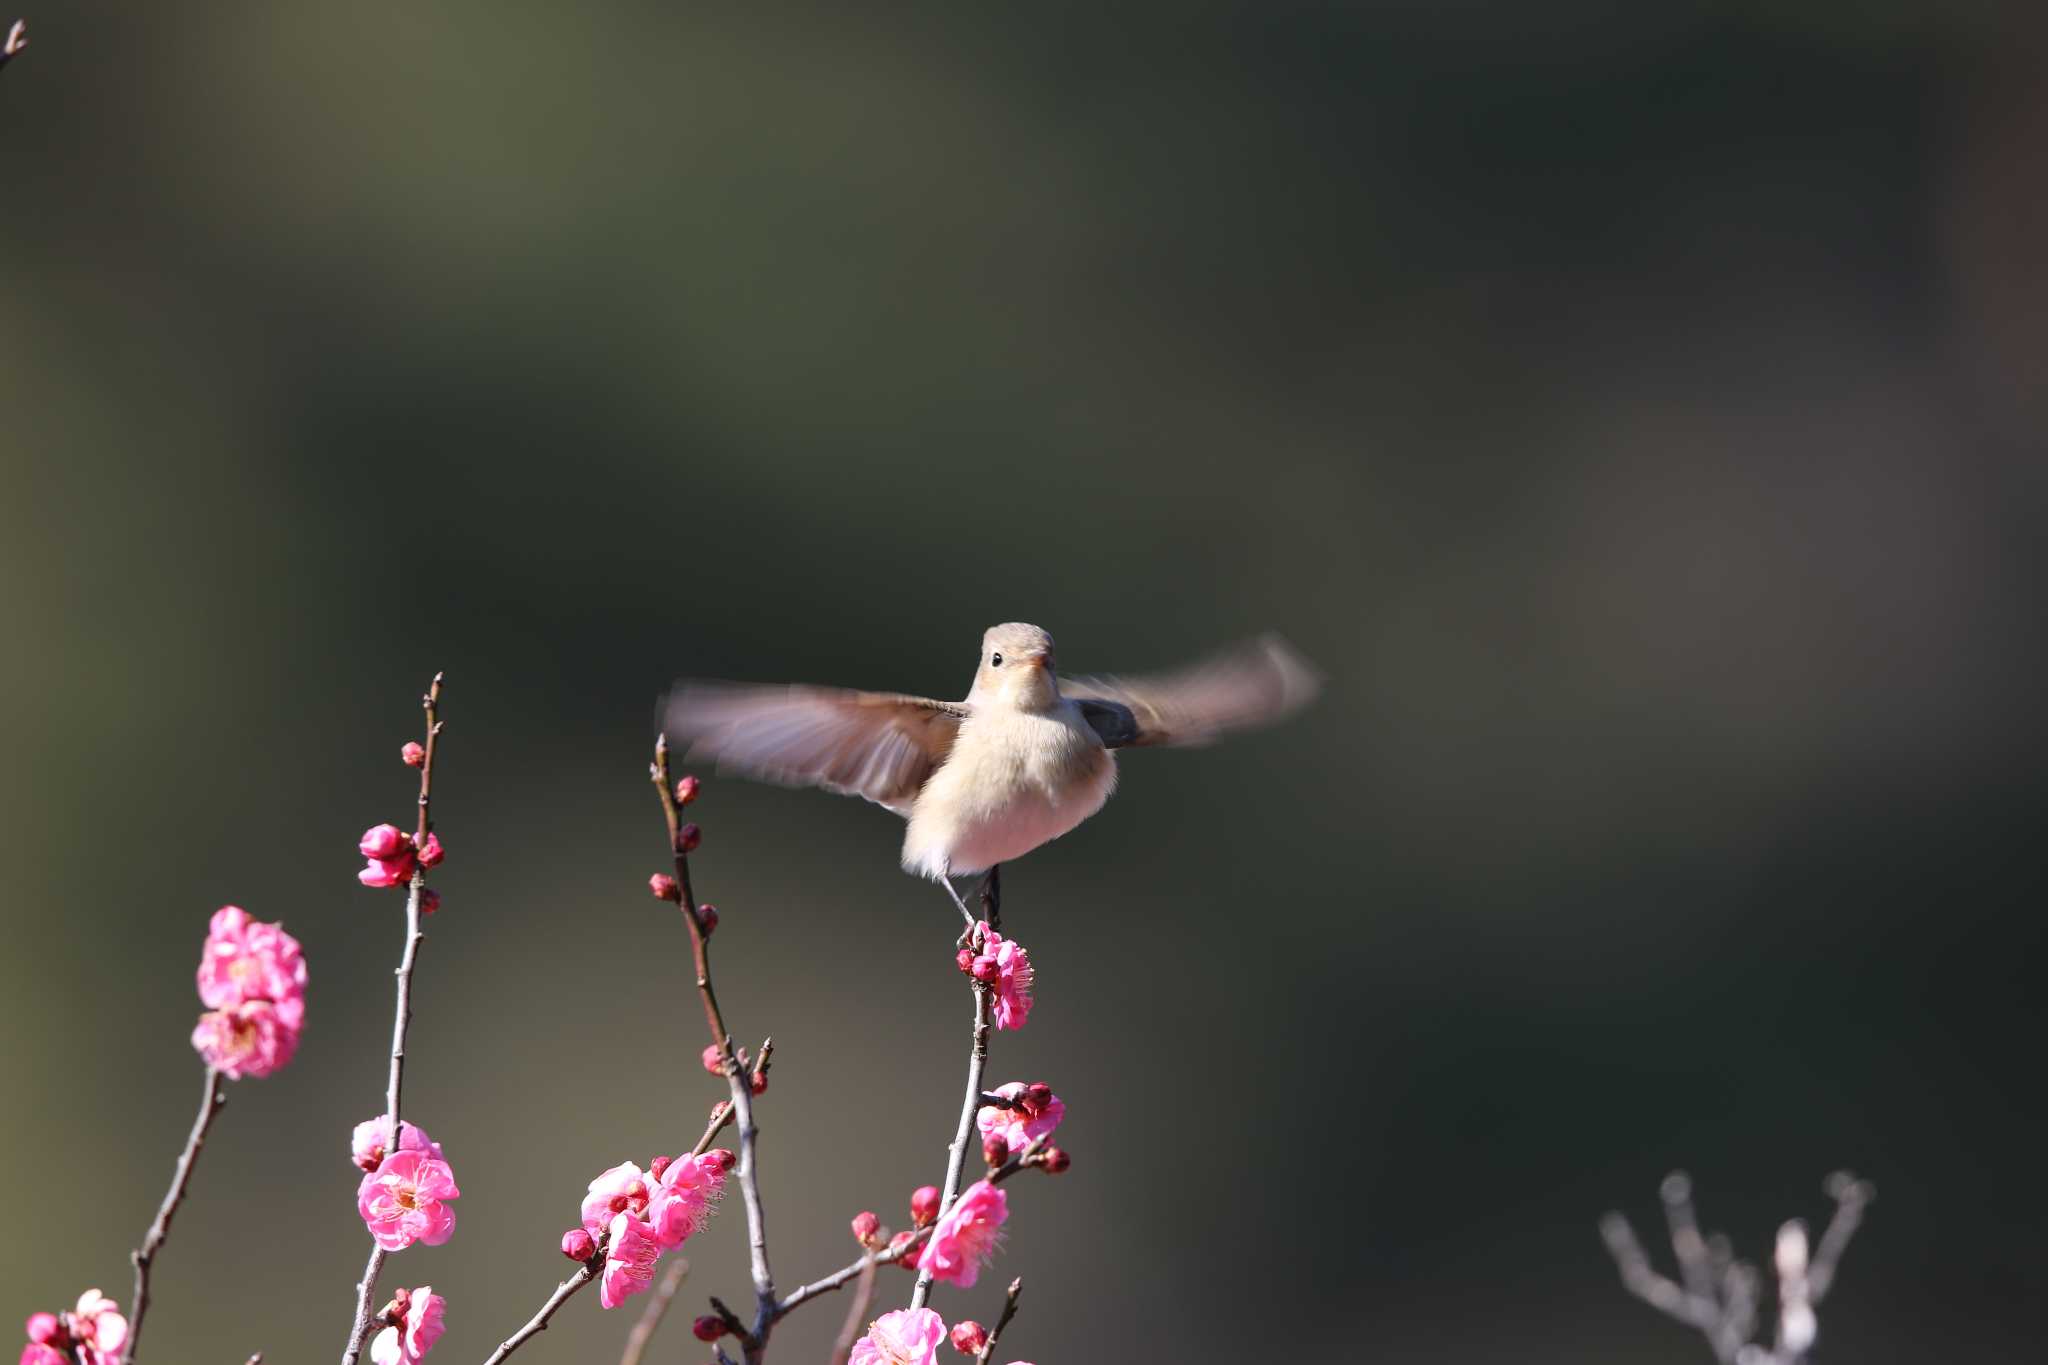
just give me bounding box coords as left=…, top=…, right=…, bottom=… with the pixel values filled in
left=663, top=624, right=1320, bottom=926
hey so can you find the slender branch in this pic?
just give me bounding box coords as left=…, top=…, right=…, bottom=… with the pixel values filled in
left=1807, top=1171, right=1873, bottom=1303
left=973, top=1278, right=1023, bottom=1365
left=1, top=19, right=24, bottom=71
left=481, top=1258, right=600, bottom=1365
left=618, top=1258, right=690, bottom=1365
left=911, top=973, right=992, bottom=1310
left=651, top=738, right=775, bottom=1353
left=342, top=673, right=445, bottom=1365
left=245, top=1356, right=263, bottom=1365
left=824, top=1251, right=877, bottom=1365
left=127, top=1067, right=227, bottom=1362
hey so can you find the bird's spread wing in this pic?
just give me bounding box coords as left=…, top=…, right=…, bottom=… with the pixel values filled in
left=1063, top=634, right=1321, bottom=749
left=663, top=682, right=968, bottom=815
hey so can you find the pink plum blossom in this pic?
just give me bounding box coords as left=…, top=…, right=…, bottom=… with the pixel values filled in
left=970, top=924, right=1033, bottom=1031
left=915, top=1180, right=1007, bottom=1289
left=191, top=999, right=299, bottom=1079
left=357, top=1149, right=460, bottom=1251
left=196, top=906, right=307, bottom=1021
left=598, top=1214, right=660, bottom=1309
left=579, top=1162, right=652, bottom=1237
left=352, top=1117, right=444, bottom=1172
left=358, top=825, right=417, bottom=888
left=369, top=1286, right=445, bottom=1365
left=975, top=1083, right=1064, bottom=1158
left=61, top=1290, right=126, bottom=1365
left=648, top=1151, right=726, bottom=1249
left=847, top=1307, right=945, bottom=1365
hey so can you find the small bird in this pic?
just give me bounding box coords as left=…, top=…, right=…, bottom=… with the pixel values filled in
left=663, top=624, right=1319, bottom=924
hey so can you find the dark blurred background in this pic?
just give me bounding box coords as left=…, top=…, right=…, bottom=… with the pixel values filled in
left=4, top=3, right=2044, bottom=1362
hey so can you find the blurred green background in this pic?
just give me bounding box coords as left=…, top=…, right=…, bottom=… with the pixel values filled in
left=3, top=3, right=2043, bottom=1362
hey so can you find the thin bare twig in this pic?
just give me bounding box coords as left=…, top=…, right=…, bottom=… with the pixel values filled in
left=127, top=1067, right=226, bottom=1363
left=973, top=1278, right=1023, bottom=1364
left=342, top=674, right=446, bottom=1365
left=824, top=1250, right=878, bottom=1365
left=482, top=1257, right=600, bottom=1365
left=910, top=969, right=992, bottom=1311
left=652, top=739, right=775, bottom=1355
left=618, top=1258, right=690, bottom=1365
left=1, top=19, right=25, bottom=71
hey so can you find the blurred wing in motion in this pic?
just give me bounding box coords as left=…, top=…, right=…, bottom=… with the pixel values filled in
left=664, top=683, right=969, bottom=815
left=1063, top=634, right=1322, bottom=749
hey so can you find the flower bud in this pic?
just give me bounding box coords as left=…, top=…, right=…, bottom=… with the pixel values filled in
left=697, top=903, right=719, bottom=936
left=692, top=1315, right=727, bottom=1342
left=359, top=824, right=407, bottom=859
left=955, top=948, right=975, bottom=974
left=982, top=1135, right=1008, bottom=1167
left=949, top=1320, right=989, bottom=1355
left=401, top=741, right=426, bottom=768
left=419, top=887, right=441, bottom=915
left=850, top=1209, right=881, bottom=1246
left=1040, top=1145, right=1071, bottom=1174
left=1021, top=1083, right=1054, bottom=1115
left=707, top=1148, right=737, bottom=1172
left=708, top=1099, right=731, bottom=1124
left=416, top=832, right=444, bottom=867
left=679, top=823, right=702, bottom=853
left=970, top=956, right=999, bottom=984
left=25, top=1314, right=62, bottom=1346
left=910, top=1184, right=941, bottom=1228
left=649, top=873, right=680, bottom=902
left=561, top=1227, right=595, bottom=1260
left=750, top=1069, right=769, bottom=1095
left=675, top=775, right=701, bottom=806
left=648, top=1155, right=671, bottom=1180
left=887, top=1230, right=920, bottom=1267
left=702, top=1044, right=725, bottom=1076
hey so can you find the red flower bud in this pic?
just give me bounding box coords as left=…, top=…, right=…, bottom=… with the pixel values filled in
left=560, top=1227, right=595, bottom=1261
left=982, top=1135, right=1008, bottom=1167
left=648, top=1155, right=671, bottom=1180
left=707, top=1148, right=737, bottom=1172
left=708, top=1099, right=731, bottom=1123
left=949, top=1320, right=989, bottom=1355
left=697, top=903, right=719, bottom=936
left=955, top=948, right=975, bottom=974
left=1021, top=1082, right=1054, bottom=1115
left=401, top=741, right=426, bottom=768
left=888, top=1229, right=921, bottom=1268
left=750, top=1069, right=769, bottom=1095
left=702, top=1044, right=726, bottom=1076
left=678, top=823, right=701, bottom=853
left=1041, top=1145, right=1071, bottom=1173
left=359, top=824, right=408, bottom=859
left=850, top=1210, right=881, bottom=1246
left=910, top=1184, right=941, bottom=1228
left=416, top=831, right=444, bottom=867
left=649, top=873, right=680, bottom=902
left=692, top=1315, right=727, bottom=1342
left=970, top=956, right=999, bottom=984
left=675, top=775, right=701, bottom=806
left=419, top=887, right=441, bottom=915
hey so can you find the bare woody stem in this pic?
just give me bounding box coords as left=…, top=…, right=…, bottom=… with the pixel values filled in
left=342, top=674, right=445, bottom=1365
left=618, top=1258, right=691, bottom=1365
left=652, top=738, right=776, bottom=1355
left=824, top=1252, right=878, bottom=1365
left=974, top=1278, right=1024, bottom=1365
left=126, top=1066, right=226, bottom=1363
left=910, top=976, right=993, bottom=1310
left=1, top=20, right=25, bottom=71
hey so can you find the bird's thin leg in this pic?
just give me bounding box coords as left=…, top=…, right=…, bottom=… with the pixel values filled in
left=937, top=876, right=978, bottom=941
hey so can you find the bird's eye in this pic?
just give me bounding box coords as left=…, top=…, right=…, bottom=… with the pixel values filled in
left=990, top=652, right=1004, bottom=668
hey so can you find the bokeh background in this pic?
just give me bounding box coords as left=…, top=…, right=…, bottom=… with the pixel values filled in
left=4, top=4, right=2044, bottom=1362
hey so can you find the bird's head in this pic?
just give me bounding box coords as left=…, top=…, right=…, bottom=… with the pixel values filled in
left=970, top=622, right=1061, bottom=710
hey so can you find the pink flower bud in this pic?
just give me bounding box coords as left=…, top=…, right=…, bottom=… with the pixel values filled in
left=561, top=1227, right=595, bottom=1260
left=401, top=741, right=426, bottom=768
left=674, top=775, right=700, bottom=806
left=1021, top=1083, right=1054, bottom=1115
left=707, top=1148, right=737, bottom=1172
left=358, top=847, right=416, bottom=888
left=25, top=1313, right=61, bottom=1346
left=649, top=873, right=679, bottom=902
left=955, top=948, right=975, bottom=974
left=1041, top=1145, right=1071, bottom=1173
left=888, top=1229, right=920, bottom=1268
left=970, top=956, right=999, bottom=984
left=911, top=1184, right=940, bottom=1228
left=708, top=1099, right=730, bottom=1123
left=679, top=823, right=701, bottom=853
left=419, top=887, right=441, bottom=914
left=648, top=1155, right=671, bottom=1180
left=701, top=1044, right=725, bottom=1076
left=949, top=1320, right=989, bottom=1355
left=982, top=1135, right=1008, bottom=1167
left=851, top=1210, right=880, bottom=1246
left=697, top=903, right=719, bottom=936
left=416, top=832, right=444, bottom=867
left=359, top=824, right=408, bottom=859
left=749, top=1069, right=768, bottom=1095
left=692, top=1315, right=727, bottom=1342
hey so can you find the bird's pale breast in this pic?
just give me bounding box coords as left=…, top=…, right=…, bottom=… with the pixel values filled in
left=900, top=703, right=1117, bottom=879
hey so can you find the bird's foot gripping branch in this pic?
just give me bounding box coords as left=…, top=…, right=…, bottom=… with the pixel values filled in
left=15, top=674, right=1069, bottom=1365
